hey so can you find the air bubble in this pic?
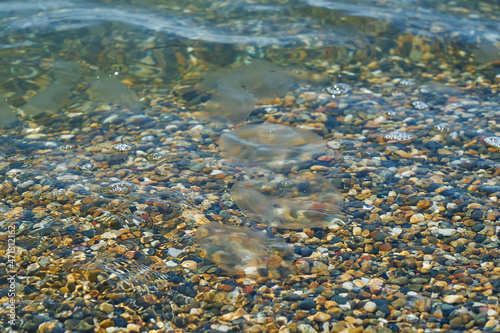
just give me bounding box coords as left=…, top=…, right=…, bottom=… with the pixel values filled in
left=326, top=83, right=352, bottom=96
left=411, top=100, right=429, bottom=110
left=383, top=131, right=417, bottom=143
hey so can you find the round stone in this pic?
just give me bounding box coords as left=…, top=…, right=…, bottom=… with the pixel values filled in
left=364, top=301, right=377, bottom=312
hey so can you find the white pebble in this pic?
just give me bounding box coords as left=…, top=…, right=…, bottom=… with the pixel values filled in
left=60, top=134, right=74, bottom=140
left=364, top=301, right=377, bottom=313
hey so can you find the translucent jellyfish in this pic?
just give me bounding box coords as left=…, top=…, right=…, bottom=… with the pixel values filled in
left=88, top=74, right=144, bottom=112
left=52, top=60, right=82, bottom=84
left=199, top=59, right=293, bottom=122
left=195, top=222, right=294, bottom=277
left=0, top=96, right=17, bottom=128
left=23, top=83, right=72, bottom=116
left=220, top=123, right=326, bottom=169
left=230, top=174, right=343, bottom=229
left=202, top=78, right=256, bottom=123
left=236, top=59, right=294, bottom=100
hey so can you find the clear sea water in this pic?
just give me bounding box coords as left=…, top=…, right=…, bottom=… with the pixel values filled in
left=1, top=0, right=500, bottom=332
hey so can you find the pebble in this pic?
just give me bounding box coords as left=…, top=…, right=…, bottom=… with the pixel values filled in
left=410, top=213, right=425, bottom=223
left=443, top=295, right=465, bottom=304
left=181, top=260, right=197, bottom=270
left=297, top=324, right=318, bottom=333
left=298, top=298, right=316, bottom=310
left=364, top=301, right=377, bottom=313
left=309, top=312, right=331, bottom=322
left=99, top=303, right=114, bottom=314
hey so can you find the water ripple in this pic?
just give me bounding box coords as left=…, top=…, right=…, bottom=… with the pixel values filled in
left=1, top=0, right=498, bottom=47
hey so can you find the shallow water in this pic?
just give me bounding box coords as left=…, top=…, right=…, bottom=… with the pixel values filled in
left=0, top=0, right=499, bottom=332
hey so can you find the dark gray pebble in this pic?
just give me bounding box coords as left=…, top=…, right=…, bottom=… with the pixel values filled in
left=298, top=298, right=316, bottom=310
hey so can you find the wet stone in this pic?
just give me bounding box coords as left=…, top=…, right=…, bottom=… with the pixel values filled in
left=424, top=141, right=443, bottom=150
left=298, top=298, right=316, bottom=310
left=391, top=277, right=409, bottom=286
left=188, top=161, right=204, bottom=172
left=107, top=153, right=128, bottom=165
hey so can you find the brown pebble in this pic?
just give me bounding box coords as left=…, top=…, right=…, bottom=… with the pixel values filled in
left=310, top=165, right=329, bottom=172
left=410, top=213, right=425, bottom=223
left=443, top=295, right=465, bottom=304
left=99, top=319, right=115, bottom=328
left=303, top=228, right=314, bottom=238
left=417, top=200, right=431, bottom=209
left=309, top=311, right=331, bottom=322
left=379, top=243, right=392, bottom=251
left=486, top=211, right=500, bottom=221
left=361, top=261, right=372, bottom=273
left=217, top=284, right=235, bottom=292
left=467, top=203, right=482, bottom=209
left=181, top=260, right=198, bottom=270
left=415, top=296, right=432, bottom=312
left=221, top=307, right=247, bottom=321
left=98, top=302, right=114, bottom=313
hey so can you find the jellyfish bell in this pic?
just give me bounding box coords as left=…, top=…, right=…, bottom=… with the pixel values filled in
left=220, top=123, right=326, bottom=170
left=230, top=174, right=343, bottom=229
